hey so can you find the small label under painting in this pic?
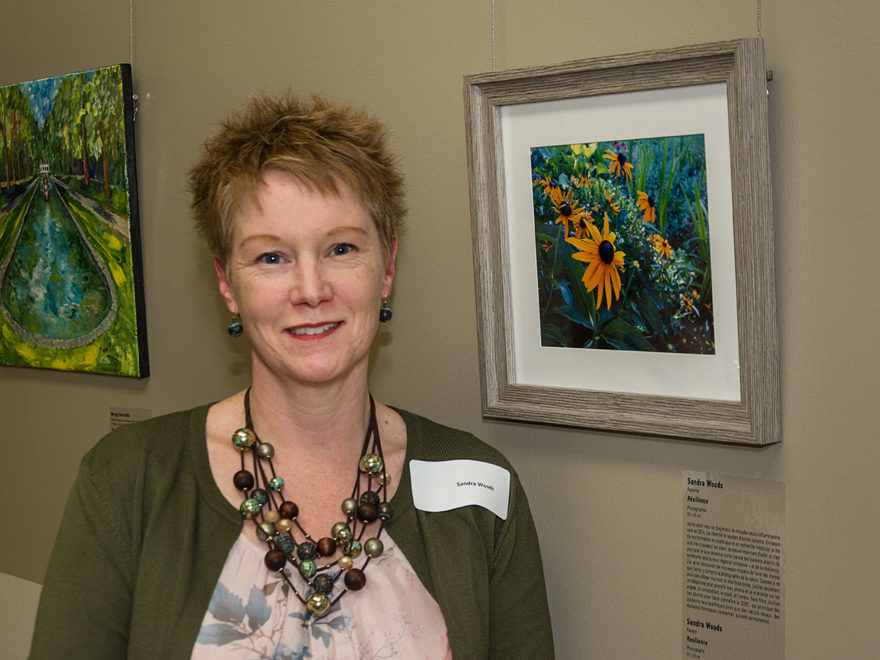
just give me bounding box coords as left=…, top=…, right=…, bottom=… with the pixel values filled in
left=109, top=406, right=152, bottom=431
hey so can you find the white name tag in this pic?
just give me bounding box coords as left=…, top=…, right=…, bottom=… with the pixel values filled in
left=409, top=459, right=510, bottom=519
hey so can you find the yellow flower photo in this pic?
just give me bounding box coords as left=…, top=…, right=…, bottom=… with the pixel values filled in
left=531, top=135, right=714, bottom=354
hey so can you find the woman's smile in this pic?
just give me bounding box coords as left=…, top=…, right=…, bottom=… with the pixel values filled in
left=286, top=321, right=342, bottom=338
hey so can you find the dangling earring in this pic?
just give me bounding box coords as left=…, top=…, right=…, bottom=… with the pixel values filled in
left=228, top=314, right=243, bottom=337
left=379, top=298, right=392, bottom=323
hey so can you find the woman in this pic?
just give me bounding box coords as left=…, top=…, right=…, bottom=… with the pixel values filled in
left=30, top=95, right=554, bottom=658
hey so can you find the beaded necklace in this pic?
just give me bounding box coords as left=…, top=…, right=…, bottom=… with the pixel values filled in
left=231, top=388, right=392, bottom=618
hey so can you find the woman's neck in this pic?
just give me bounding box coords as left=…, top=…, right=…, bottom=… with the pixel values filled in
left=246, top=376, right=374, bottom=459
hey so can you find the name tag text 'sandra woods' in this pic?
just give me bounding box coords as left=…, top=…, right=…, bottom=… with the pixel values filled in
left=409, top=459, right=510, bottom=519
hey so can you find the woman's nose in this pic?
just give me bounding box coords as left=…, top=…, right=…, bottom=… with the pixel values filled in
left=289, top=259, right=332, bottom=307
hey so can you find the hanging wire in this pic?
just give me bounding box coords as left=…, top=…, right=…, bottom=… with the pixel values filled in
left=757, top=0, right=763, bottom=37
left=129, top=0, right=140, bottom=121
left=491, top=0, right=496, bottom=71
left=757, top=0, right=771, bottom=91
left=129, top=0, right=135, bottom=67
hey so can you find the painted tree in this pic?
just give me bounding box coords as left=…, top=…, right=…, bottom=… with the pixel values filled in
left=90, top=67, right=123, bottom=199
left=0, top=86, right=37, bottom=185
left=0, top=85, right=11, bottom=188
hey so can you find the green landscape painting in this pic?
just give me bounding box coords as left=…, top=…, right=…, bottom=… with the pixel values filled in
left=531, top=134, right=714, bottom=355
left=0, top=64, right=148, bottom=376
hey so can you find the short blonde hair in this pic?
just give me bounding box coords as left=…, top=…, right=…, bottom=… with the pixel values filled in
left=189, top=94, right=405, bottom=264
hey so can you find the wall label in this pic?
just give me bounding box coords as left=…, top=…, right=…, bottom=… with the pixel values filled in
left=109, top=406, right=152, bottom=430
left=683, top=471, right=785, bottom=659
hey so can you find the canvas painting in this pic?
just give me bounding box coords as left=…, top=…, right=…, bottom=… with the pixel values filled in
left=530, top=134, right=714, bottom=355
left=0, top=64, right=148, bottom=377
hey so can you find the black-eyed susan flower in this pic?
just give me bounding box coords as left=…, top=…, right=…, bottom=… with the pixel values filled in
left=535, top=174, right=553, bottom=196
left=573, top=211, right=595, bottom=240
left=680, top=290, right=702, bottom=315
left=571, top=174, right=592, bottom=189
left=681, top=292, right=696, bottom=313
left=603, top=188, right=620, bottom=214
left=636, top=191, right=656, bottom=224
left=650, top=233, right=672, bottom=259
left=549, top=186, right=588, bottom=235
left=565, top=212, right=626, bottom=310
left=603, top=149, right=633, bottom=181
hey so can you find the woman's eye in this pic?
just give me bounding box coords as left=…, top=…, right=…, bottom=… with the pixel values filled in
left=332, top=243, right=355, bottom=256
left=258, top=252, right=282, bottom=264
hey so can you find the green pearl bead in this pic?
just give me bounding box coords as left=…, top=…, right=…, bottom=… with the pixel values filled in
left=256, top=521, right=277, bottom=541
left=344, top=539, right=362, bottom=558
left=332, top=522, right=352, bottom=542
left=299, top=559, right=317, bottom=579
left=240, top=498, right=261, bottom=519
left=306, top=592, right=331, bottom=618
left=269, top=476, right=285, bottom=492
left=364, top=537, right=384, bottom=558
left=232, top=428, right=256, bottom=451
left=256, top=442, right=275, bottom=459
left=341, top=498, right=358, bottom=515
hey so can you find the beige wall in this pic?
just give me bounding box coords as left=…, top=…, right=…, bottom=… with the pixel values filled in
left=2, top=1, right=878, bottom=657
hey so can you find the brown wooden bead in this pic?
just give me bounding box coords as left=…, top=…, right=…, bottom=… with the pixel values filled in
left=317, top=537, right=337, bottom=557
left=357, top=503, right=379, bottom=523
left=264, top=549, right=287, bottom=572
left=233, top=470, right=254, bottom=491
left=279, top=501, right=299, bottom=519
left=344, top=568, right=366, bottom=591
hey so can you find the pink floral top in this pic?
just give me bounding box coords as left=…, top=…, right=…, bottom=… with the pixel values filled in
left=191, top=532, right=451, bottom=659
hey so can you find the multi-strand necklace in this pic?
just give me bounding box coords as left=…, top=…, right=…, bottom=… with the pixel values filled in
left=231, top=388, right=391, bottom=618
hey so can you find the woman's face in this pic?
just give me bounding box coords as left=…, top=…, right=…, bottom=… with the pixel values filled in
left=216, top=169, right=396, bottom=389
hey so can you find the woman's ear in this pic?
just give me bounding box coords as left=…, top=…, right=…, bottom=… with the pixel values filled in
left=382, top=236, right=398, bottom=298
left=214, top=256, right=239, bottom=314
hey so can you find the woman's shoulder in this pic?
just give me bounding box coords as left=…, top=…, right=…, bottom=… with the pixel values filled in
left=394, top=407, right=514, bottom=471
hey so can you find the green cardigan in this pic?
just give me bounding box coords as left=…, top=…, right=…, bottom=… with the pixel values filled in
left=29, top=406, right=554, bottom=659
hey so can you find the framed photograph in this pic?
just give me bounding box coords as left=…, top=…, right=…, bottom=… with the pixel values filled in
left=464, top=39, right=777, bottom=444
left=0, top=64, right=148, bottom=377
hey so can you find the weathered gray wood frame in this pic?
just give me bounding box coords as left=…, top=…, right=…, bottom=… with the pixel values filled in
left=463, top=39, right=778, bottom=445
